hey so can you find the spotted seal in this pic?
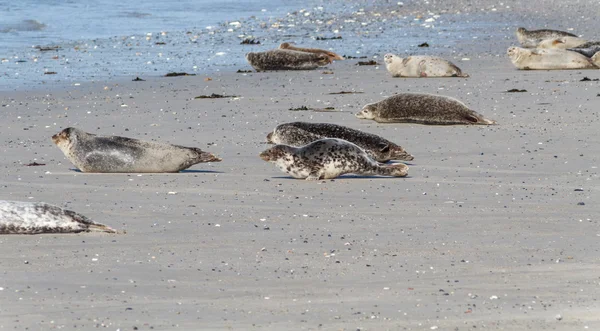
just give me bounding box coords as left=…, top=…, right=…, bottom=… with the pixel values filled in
left=259, top=138, right=409, bottom=180
left=356, top=93, right=495, bottom=125
left=383, top=53, right=468, bottom=78
left=537, top=36, right=587, bottom=49
left=507, top=47, right=596, bottom=70
left=279, top=42, right=344, bottom=61
left=266, top=122, right=413, bottom=162
left=245, top=49, right=330, bottom=71
left=516, top=27, right=578, bottom=48
left=568, top=41, right=600, bottom=58
left=0, top=200, right=115, bottom=234
left=52, top=127, right=221, bottom=173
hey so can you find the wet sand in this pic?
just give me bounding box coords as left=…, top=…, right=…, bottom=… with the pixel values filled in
left=1, top=55, right=599, bottom=330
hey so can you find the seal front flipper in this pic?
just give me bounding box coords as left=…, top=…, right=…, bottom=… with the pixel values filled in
left=305, top=172, right=322, bottom=181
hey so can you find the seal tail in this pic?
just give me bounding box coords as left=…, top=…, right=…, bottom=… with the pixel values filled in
left=87, top=222, right=118, bottom=233
left=189, top=147, right=222, bottom=163
left=374, top=163, right=409, bottom=177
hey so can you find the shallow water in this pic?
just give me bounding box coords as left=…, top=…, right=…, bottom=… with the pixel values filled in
left=0, top=0, right=516, bottom=91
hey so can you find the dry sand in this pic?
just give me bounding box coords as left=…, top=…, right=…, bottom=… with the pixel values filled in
left=1, top=57, right=599, bottom=330
left=1, top=0, right=600, bottom=328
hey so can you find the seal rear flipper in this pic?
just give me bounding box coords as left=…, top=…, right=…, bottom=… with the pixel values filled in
left=376, top=163, right=409, bottom=177
left=87, top=222, right=117, bottom=233
left=188, top=147, right=222, bottom=163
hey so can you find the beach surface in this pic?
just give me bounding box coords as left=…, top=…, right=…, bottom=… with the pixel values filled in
left=1, top=0, right=600, bottom=330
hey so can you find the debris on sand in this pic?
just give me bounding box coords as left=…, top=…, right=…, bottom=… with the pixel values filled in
left=25, top=162, right=46, bottom=166
left=237, top=69, right=253, bottom=73
left=34, top=45, right=61, bottom=52
left=328, top=91, right=364, bottom=95
left=132, top=77, right=145, bottom=81
left=289, top=106, right=336, bottom=112
left=165, top=72, right=196, bottom=77
left=357, top=60, right=378, bottom=66
left=315, top=36, right=342, bottom=40
left=44, top=71, right=57, bottom=75
left=580, top=77, right=599, bottom=81
left=194, top=93, right=238, bottom=99
left=155, top=42, right=166, bottom=45
left=344, top=56, right=367, bottom=59
left=418, top=42, right=430, bottom=47
left=322, top=71, right=334, bottom=74
left=506, top=89, right=527, bottom=92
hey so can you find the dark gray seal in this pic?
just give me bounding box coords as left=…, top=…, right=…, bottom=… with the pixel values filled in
left=356, top=93, right=496, bottom=125
left=568, top=41, right=600, bottom=57
left=0, top=200, right=115, bottom=234
left=245, top=49, right=330, bottom=71
left=52, top=127, right=221, bottom=173
left=259, top=138, right=409, bottom=180
left=266, top=122, right=414, bottom=162
left=279, top=43, right=344, bottom=61
left=516, top=27, right=577, bottom=48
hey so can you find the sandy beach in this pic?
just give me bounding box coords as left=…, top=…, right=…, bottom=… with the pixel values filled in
left=1, top=0, right=600, bottom=330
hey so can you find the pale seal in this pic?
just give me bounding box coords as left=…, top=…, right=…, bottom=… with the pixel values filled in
left=384, top=53, right=468, bottom=78
left=537, top=36, right=587, bottom=49
left=356, top=93, right=495, bottom=125
left=279, top=42, right=344, bottom=61
left=245, top=49, right=330, bottom=71
left=507, top=47, right=596, bottom=70
left=52, top=127, right=222, bottom=173
left=592, top=52, right=600, bottom=67
left=259, top=138, right=409, bottom=180
left=266, top=122, right=414, bottom=162
left=516, top=27, right=578, bottom=48
left=0, top=200, right=115, bottom=234
left=568, top=41, right=600, bottom=58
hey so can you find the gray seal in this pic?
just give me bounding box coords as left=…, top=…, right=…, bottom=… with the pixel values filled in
left=279, top=42, right=344, bottom=61
left=0, top=200, right=115, bottom=234
left=356, top=93, right=496, bottom=125
left=516, top=27, right=577, bottom=48
left=52, top=127, right=221, bottom=173
left=568, top=41, right=600, bottom=57
left=266, top=122, right=414, bottom=162
left=259, top=138, right=409, bottom=180
left=245, top=49, right=330, bottom=71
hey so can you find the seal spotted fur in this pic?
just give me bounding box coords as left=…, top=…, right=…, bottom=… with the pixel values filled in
left=507, top=47, right=596, bottom=70
left=516, top=27, right=578, bottom=48
left=245, top=49, right=330, bottom=71
left=52, top=127, right=221, bottom=173
left=259, top=138, right=408, bottom=180
left=356, top=93, right=495, bottom=125
left=568, top=41, right=600, bottom=58
left=0, top=200, right=115, bottom=234
left=384, top=53, right=468, bottom=78
left=267, top=122, right=413, bottom=162
left=279, top=42, right=343, bottom=61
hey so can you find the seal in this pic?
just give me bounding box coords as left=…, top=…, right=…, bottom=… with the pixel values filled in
left=279, top=42, right=344, bottom=61
left=507, top=46, right=596, bottom=70
left=356, top=93, right=495, bottom=125
left=52, top=127, right=222, bottom=173
left=266, top=122, right=414, bottom=162
left=516, top=27, right=578, bottom=48
left=567, top=41, right=600, bottom=57
left=592, top=52, right=600, bottom=67
left=0, top=200, right=116, bottom=234
left=245, top=49, right=330, bottom=71
left=259, top=138, right=409, bottom=180
left=384, top=53, right=468, bottom=78
left=537, top=36, right=587, bottom=49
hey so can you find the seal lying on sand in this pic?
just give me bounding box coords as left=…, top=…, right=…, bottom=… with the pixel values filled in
left=537, top=36, right=587, bottom=49
left=52, top=127, right=221, bottom=173
left=267, top=122, right=413, bottom=162
left=384, top=53, right=468, bottom=78
left=567, top=41, right=600, bottom=58
left=516, top=27, right=578, bottom=48
left=260, top=138, right=408, bottom=180
left=507, top=47, right=596, bottom=70
left=356, top=93, right=495, bottom=125
left=0, top=200, right=115, bottom=234
left=246, top=49, right=330, bottom=71
left=279, top=42, right=343, bottom=61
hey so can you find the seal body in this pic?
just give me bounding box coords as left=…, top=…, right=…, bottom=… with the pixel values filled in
left=245, top=49, right=330, bottom=71
left=259, top=138, right=409, bottom=180
left=516, top=27, right=578, bottom=48
left=267, top=122, right=413, bottom=162
left=356, top=93, right=495, bottom=125
left=568, top=41, right=600, bottom=57
left=52, top=127, right=221, bottom=173
left=0, top=200, right=115, bottom=234
left=384, top=54, right=468, bottom=78
left=537, top=36, right=587, bottom=49
left=507, top=47, right=596, bottom=70
left=279, top=43, right=343, bottom=61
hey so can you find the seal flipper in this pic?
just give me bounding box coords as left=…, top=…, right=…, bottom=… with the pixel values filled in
left=373, top=163, right=409, bottom=177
